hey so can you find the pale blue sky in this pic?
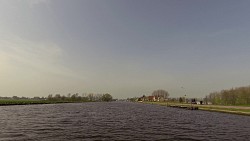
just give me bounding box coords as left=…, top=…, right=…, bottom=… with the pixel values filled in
left=0, top=0, right=250, bottom=98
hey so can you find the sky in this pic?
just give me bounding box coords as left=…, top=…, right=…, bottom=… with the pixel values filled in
left=0, top=0, right=250, bottom=99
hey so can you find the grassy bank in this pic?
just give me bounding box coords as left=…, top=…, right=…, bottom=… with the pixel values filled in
left=143, top=101, right=250, bottom=116
left=198, top=107, right=250, bottom=116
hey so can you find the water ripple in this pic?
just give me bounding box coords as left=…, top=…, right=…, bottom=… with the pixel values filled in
left=0, top=102, right=250, bottom=140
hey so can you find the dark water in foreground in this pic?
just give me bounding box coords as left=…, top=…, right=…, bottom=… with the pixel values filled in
left=0, top=102, right=250, bottom=141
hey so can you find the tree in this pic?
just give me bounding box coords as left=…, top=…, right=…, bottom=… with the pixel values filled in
left=179, top=97, right=183, bottom=103
left=152, top=89, right=169, bottom=99
left=206, top=85, right=250, bottom=105
left=71, top=93, right=80, bottom=101
left=48, top=94, right=53, bottom=101
left=12, top=96, right=19, bottom=99
left=102, top=93, right=113, bottom=102
left=67, top=93, right=71, bottom=98
left=88, top=93, right=94, bottom=101
left=204, top=96, right=208, bottom=105
left=54, top=94, right=61, bottom=101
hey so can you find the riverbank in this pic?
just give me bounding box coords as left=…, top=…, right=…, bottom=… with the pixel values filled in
left=0, top=99, right=82, bottom=106
left=143, top=101, right=250, bottom=116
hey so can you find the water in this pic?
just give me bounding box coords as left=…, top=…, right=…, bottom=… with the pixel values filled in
left=0, top=102, right=249, bottom=141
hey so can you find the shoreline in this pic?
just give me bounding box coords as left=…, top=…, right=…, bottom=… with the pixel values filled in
left=143, top=101, right=250, bottom=116
left=0, top=100, right=88, bottom=106
left=198, top=108, right=250, bottom=116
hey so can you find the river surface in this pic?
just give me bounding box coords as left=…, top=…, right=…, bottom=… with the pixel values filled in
left=0, top=102, right=249, bottom=141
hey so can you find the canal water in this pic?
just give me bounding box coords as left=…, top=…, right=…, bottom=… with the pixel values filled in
left=0, top=102, right=249, bottom=141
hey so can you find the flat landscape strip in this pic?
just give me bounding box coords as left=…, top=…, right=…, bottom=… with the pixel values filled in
left=199, top=108, right=250, bottom=116
left=143, top=101, right=250, bottom=116
left=0, top=100, right=74, bottom=106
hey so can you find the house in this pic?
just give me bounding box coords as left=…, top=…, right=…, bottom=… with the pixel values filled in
left=148, top=96, right=155, bottom=101
left=147, top=96, right=161, bottom=102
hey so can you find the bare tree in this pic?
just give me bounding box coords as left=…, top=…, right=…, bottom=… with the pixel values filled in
left=206, top=85, right=250, bottom=105
left=152, top=89, right=169, bottom=99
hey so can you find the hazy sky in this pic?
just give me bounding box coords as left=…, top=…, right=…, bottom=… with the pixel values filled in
left=1, top=0, right=250, bottom=98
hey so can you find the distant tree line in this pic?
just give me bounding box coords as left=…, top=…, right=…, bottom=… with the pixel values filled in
left=47, top=93, right=113, bottom=102
left=0, top=96, right=46, bottom=100
left=205, top=86, right=250, bottom=105
left=0, top=93, right=113, bottom=102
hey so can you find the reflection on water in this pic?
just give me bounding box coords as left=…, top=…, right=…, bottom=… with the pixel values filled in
left=0, top=102, right=249, bottom=141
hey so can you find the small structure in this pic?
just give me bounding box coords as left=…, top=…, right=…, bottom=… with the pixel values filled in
left=148, top=96, right=156, bottom=101
left=148, top=96, right=162, bottom=102
left=168, top=105, right=199, bottom=110
left=196, top=101, right=203, bottom=105
left=137, top=97, right=143, bottom=102
left=138, top=95, right=165, bottom=102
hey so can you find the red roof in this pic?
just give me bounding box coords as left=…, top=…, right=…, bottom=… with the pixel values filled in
left=148, top=96, right=155, bottom=100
